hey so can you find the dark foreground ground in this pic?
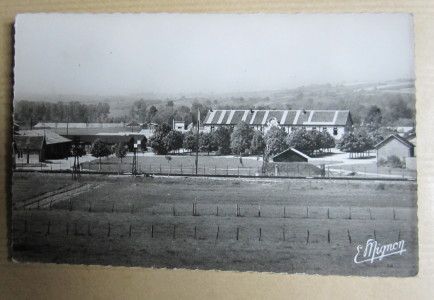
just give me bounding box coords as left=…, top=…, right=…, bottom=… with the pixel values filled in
left=11, top=172, right=418, bottom=276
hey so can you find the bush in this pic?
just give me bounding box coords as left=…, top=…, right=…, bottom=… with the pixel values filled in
left=376, top=183, right=386, bottom=190
left=377, top=155, right=404, bottom=168
left=387, top=155, right=404, bottom=168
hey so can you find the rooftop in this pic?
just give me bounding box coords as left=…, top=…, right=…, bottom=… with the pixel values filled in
left=375, top=134, right=415, bottom=149
left=17, top=130, right=71, bottom=145
left=203, top=110, right=351, bottom=126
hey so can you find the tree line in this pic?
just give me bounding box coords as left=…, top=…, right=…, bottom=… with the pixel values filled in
left=147, top=121, right=337, bottom=159
left=81, top=122, right=395, bottom=168
left=14, top=100, right=110, bottom=127
left=129, top=99, right=210, bottom=127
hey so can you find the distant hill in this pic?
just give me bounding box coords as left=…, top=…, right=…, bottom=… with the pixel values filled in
left=15, top=78, right=415, bottom=126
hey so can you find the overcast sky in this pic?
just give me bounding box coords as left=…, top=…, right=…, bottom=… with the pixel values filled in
left=14, top=13, right=414, bottom=98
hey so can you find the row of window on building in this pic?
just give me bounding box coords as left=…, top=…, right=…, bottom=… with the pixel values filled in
left=207, top=125, right=339, bottom=136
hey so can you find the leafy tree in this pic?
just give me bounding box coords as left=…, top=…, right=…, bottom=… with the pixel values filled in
left=287, top=128, right=316, bottom=156
left=337, top=127, right=374, bottom=158
left=389, top=98, right=412, bottom=120
left=230, top=121, right=254, bottom=155
left=147, top=105, right=158, bottom=122
left=91, top=139, right=112, bottom=170
left=200, top=132, right=216, bottom=155
left=127, top=137, right=135, bottom=152
left=212, top=126, right=232, bottom=155
left=183, top=130, right=198, bottom=154
left=319, top=130, right=335, bottom=151
left=250, top=130, right=265, bottom=155
left=163, top=130, right=184, bottom=153
left=130, top=99, right=147, bottom=123
left=140, top=136, right=148, bottom=151
left=264, top=126, right=288, bottom=159
left=114, top=142, right=127, bottom=163
left=148, top=123, right=171, bottom=155
left=364, top=105, right=382, bottom=129
left=369, top=127, right=397, bottom=145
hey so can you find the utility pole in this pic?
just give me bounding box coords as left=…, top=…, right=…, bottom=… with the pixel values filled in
left=195, top=109, right=200, bottom=175
left=132, top=139, right=140, bottom=175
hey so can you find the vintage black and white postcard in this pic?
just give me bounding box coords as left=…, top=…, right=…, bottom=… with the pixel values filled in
left=11, top=13, right=417, bottom=276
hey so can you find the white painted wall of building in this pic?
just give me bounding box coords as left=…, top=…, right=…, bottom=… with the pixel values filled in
left=203, top=124, right=346, bottom=139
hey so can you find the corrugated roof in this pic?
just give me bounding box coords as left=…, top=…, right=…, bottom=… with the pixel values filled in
left=18, top=130, right=71, bottom=145
left=203, top=110, right=351, bottom=126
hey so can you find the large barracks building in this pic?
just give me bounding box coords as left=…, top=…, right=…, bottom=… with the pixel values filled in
left=203, top=109, right=353, bottom=139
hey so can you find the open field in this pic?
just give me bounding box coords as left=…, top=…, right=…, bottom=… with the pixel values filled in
left=11, top=172, right=418, bottom=276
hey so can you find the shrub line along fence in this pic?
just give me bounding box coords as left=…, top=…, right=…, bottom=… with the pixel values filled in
left=13, top=168, right=415, bottom=182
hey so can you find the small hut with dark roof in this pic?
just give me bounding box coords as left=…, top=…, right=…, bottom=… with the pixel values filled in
left=272, top=148, right=310, bottom=162
left=375, top=134, right=415, bottom=162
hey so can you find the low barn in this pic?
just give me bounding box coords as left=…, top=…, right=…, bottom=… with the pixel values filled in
left=375, top=134, right=415, bottom=162
left=17, top=130, right=72, bottom=159
left=14, top=135, right=45, bottom=163
left=272, top=148, right=310, bottom=162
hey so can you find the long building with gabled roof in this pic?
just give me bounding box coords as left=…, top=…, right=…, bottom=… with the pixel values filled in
left=203, top=109, right=352, bottom=139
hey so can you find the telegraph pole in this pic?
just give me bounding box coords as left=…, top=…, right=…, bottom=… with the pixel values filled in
left=132, top=140, right=140, bottom=175
left=195, top=109, right=200, bottom=175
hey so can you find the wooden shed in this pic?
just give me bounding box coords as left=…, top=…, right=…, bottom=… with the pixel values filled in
left=272, top=148, right=310, bottom=162
left=375, top=134, right=415, bottom=162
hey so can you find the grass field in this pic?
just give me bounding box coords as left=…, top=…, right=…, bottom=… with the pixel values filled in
left=81, top=154, right=265, bottom=176
left=11, top=172, right=418, bottom=276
